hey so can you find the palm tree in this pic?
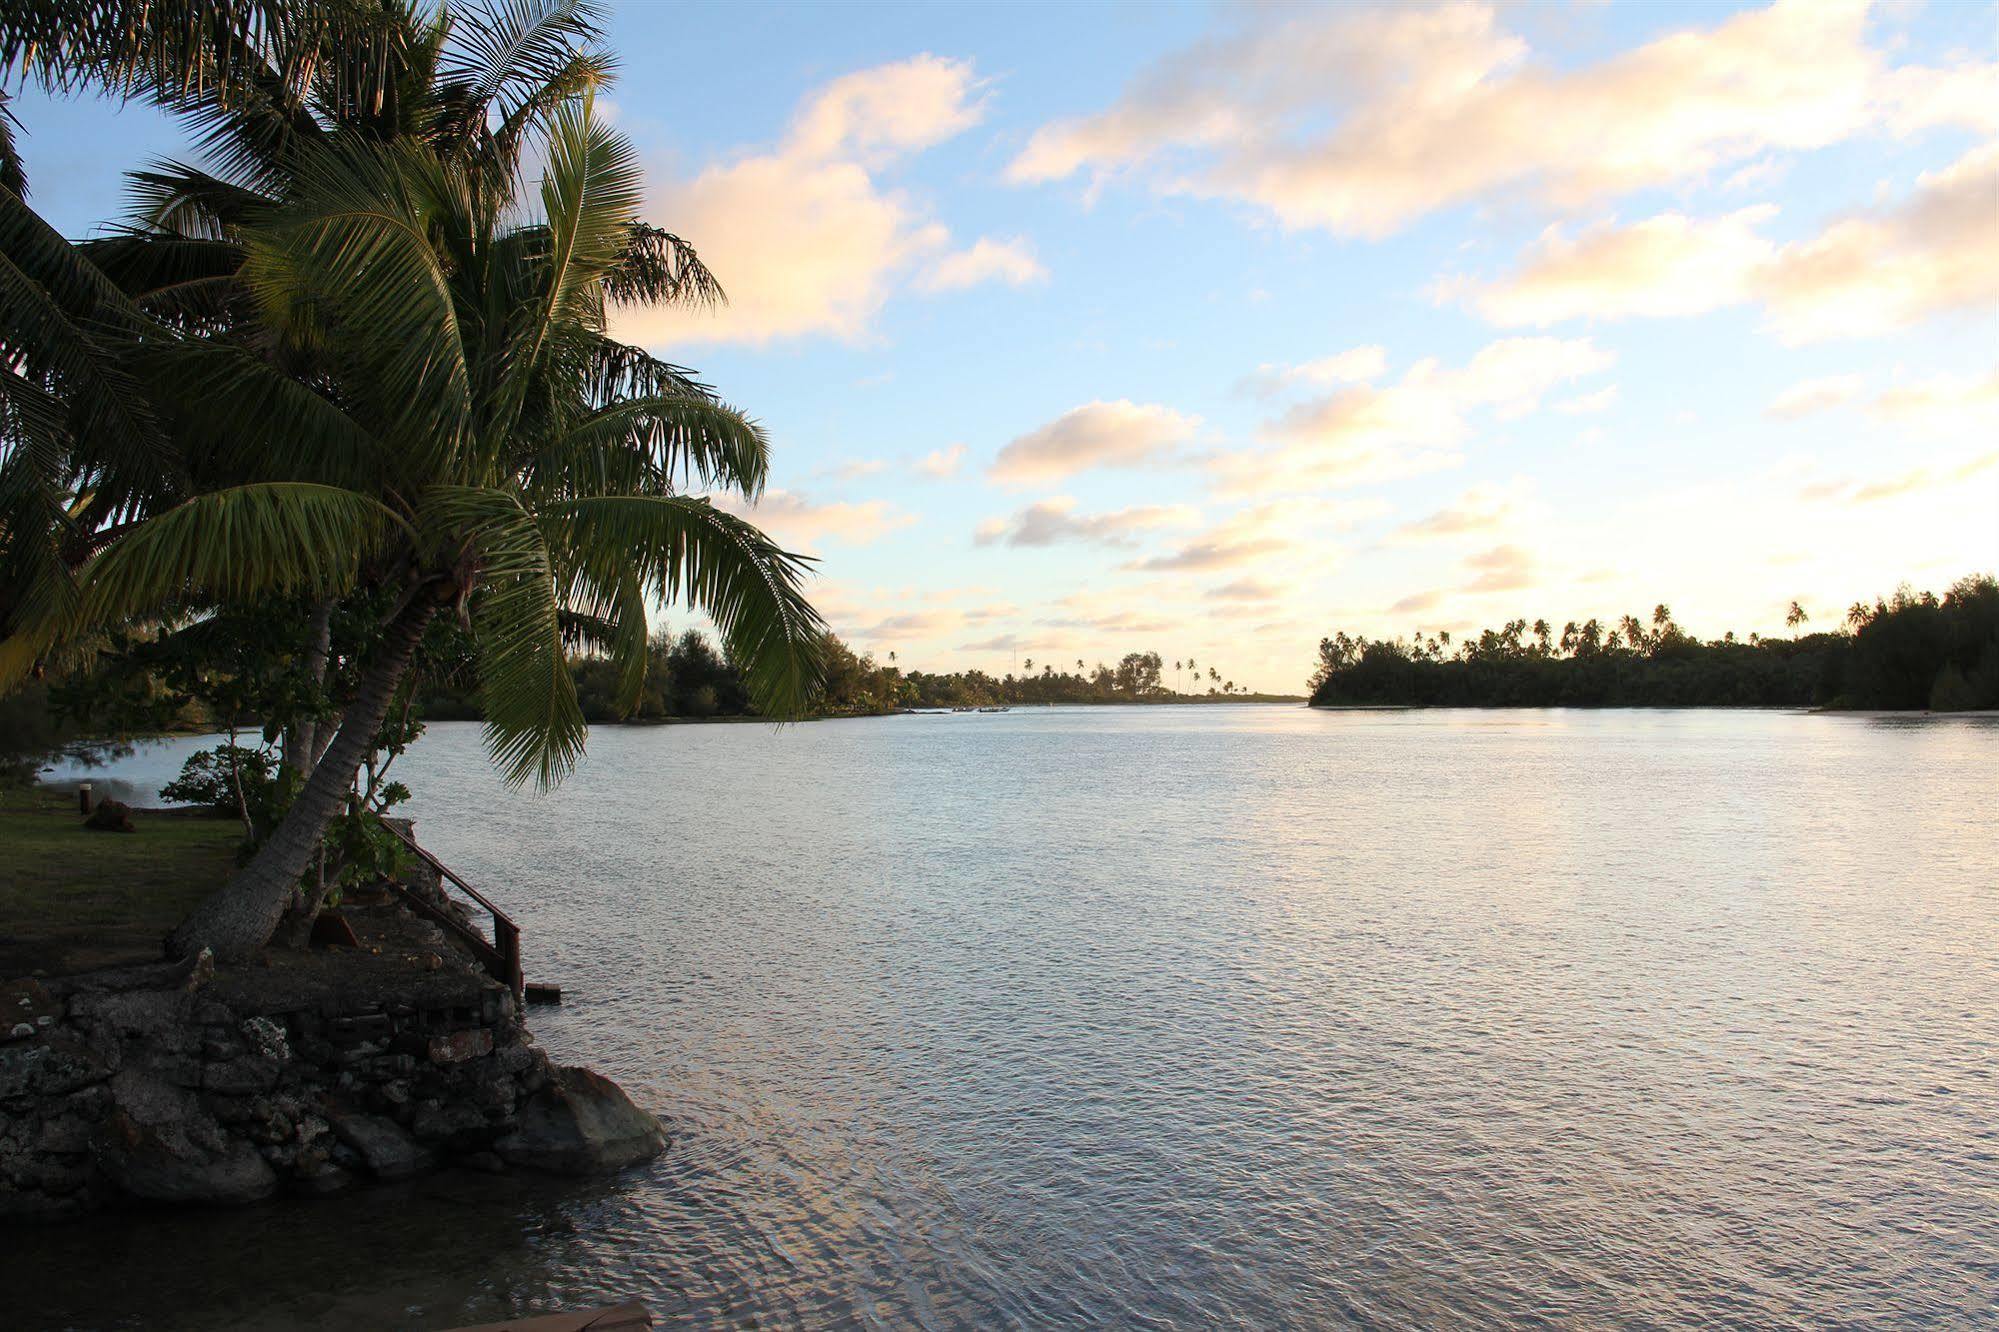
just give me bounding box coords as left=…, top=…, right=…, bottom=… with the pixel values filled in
left=1785, top=601, right=1808, bottom=631
left=3, top=85, right=820, bottom=958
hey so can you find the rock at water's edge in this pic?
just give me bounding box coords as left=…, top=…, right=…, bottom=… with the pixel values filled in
left=495, top=1065, right=666, bottom=1175
left=93, top=1103, right=278, bottom=1205
left=324, top=1104, right=436, bottom=1180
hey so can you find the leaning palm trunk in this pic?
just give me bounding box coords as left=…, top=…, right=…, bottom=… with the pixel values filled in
left=171, top=599, right=437, bottom=961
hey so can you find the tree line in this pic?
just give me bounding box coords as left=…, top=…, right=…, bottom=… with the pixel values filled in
left=1308, top=575, right=1999, bottom=710
left=431, top=640, right=1284, bottom=720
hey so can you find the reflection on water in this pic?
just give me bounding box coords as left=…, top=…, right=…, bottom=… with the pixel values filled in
left=12, top=707, right=1999, bottom=1329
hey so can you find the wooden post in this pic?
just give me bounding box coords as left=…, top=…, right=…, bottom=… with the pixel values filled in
left=77, top=783, right=92, bottom=815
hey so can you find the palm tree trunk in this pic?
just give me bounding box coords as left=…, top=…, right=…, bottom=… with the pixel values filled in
left=171, top=600, right=437, bottom=961
left=284, top=595, right=337, bottom=777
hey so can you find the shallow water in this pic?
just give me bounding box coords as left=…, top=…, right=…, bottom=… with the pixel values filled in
left=13, top=707, right=1999, bottom=1329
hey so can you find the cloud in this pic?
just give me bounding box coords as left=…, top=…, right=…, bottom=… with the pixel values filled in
left=822, top=458, right=887, bottom=481
left=914, top=443, right=969, bottom=478
left=1464, top=543, right=1537, bottom=593
left=1388, top=589, right=1445, bottom=615
left=1766, top=375, right=1865, bottom=420
left=1392, top=481, right=1523, bottom=542
left=1869, top=369, right=1999, bottom=430
left=958, top=632, right=1040, bottom=653
left=1768, top=368, right=1999, bottom=429
left=616, top=56, right=988, bottom=347
left=919, top=236, right=1048, bottom=293
left=1006, top=1, right=1993, bottom=236
left=1555, top=385, right=1619, bottom=416
left=1240, top=345, right=1388, bottom=397
left=708, top=488, right=915, bottom=552
left=1444, top=207, right=1778, bottom=325
left=788, top=55, right=987, bottom=162
left=1126, top=497, right=1376, bottom=572
left=1204, top=578, right=1285, bottom=601
left=988, top=399, right=1201, bottom=484
left=1800, top=450, right=1999, bottom=504
left=973, top=496, right=1197, bottom=548
left=1218, top=337, right=1613, bottom=493
left=1756, top=143, right=1999, bottom=343
left=1448, top=143, right=1999, bottom=343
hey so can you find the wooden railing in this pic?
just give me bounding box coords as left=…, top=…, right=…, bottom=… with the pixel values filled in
left=381, top=824, right=523, bottom=999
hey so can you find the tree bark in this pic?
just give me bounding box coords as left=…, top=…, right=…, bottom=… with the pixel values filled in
left=284, top=596, right=337, bottom=777
left=171, top=600, right=437, bottom=961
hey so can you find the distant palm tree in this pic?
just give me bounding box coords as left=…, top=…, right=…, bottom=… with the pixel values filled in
left=1785, top=601, right=1808, bottom=631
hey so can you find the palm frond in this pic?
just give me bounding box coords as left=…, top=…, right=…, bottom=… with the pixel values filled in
left=606, top=223, right=723, bottom=310
left=0, top=190, right=181, bottom=517
left=239, top=135, right=474, bottom=469
left=78, top=481, right=399, bottom=623
left=128, top=339, right=391, bottom=492
left=439, top=0, right=609, bottom=143
left=546, top=396, right=768, bottom=498
left=550, top=494, right=825, bottom=718
left=422, top=483, right=586, bottom=788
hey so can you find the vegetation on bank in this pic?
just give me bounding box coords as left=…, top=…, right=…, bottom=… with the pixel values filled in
left=1309, top=576, right=1999, bottom=710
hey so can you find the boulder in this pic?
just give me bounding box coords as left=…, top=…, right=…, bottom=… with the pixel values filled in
left=93, top=1072, right=278, bottom=1206
left=83, top=799, right=136, bottom=833
left=323, top=1103, right=435, bottom=1180
left=0, top=1032, right=115, bottom=1102
left=494, top=1065, right=667, bottom=1175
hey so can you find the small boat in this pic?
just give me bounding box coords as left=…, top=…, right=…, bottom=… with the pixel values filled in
left=977, top=705, right=1011, bottom=713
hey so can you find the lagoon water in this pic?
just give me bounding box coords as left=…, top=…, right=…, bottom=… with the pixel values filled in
left=13, top=706, right=1999, bottom=1329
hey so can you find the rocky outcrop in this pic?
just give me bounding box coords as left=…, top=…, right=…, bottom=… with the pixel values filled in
left=1, top=940, right=667, bottom=1219
left=82, top=799, right=136, bottom=833
left=496, top=1066, right=669, bottom=1174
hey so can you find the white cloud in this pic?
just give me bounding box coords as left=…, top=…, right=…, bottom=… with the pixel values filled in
left=914, top=443, right=969, bottom=478
left=988, top=399, right=1201, bottom=484
left=1767, top=368, right=1999, bottom=430
left=1218, top=337, right=1613, bottom=493
left=1448, top=142, right=1999, bottom=343
left=919, top=236, right=1048, bottom=293
left=1007, top=1, right=1992, bottom=237
left=1241, top=345, right=1388, bottom=396
left=973, top=496, right=1197, bottom=548
left=1449, top=208, right=1778, bottom=325
left=1127, top=497, right=1377, bottom=573
left=1555, top=384, right=1619, bottom=416
left=1204, top=578, right=1286, bottom=601
left=1464, top=543, right=1538, bottom=593
left=1757, top=143, right=1999, bottom=344
left=708, top=488, right=915, bottom=552
left=617, top=56, right=991, bottom=347
left=1800, top=450, right=1999, bottom=504
left=1392, top=481, right=1525, bottom=542
left=1766, top=375, right=1865, bottom=420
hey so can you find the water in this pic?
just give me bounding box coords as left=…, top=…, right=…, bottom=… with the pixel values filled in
left=12, top=707, right=1999, bottom=1329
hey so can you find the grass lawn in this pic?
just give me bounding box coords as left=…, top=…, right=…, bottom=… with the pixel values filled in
left=0, top=786, right=244, bottom=978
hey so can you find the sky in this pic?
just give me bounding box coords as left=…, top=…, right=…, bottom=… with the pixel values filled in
left=12, top=0, right=1998, bottom=692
